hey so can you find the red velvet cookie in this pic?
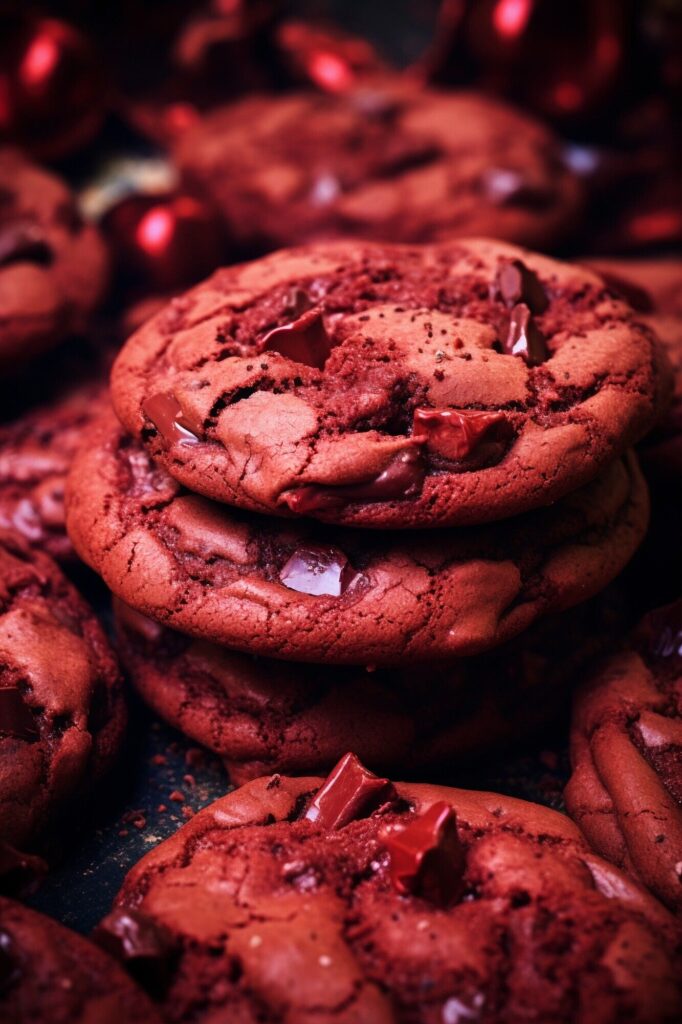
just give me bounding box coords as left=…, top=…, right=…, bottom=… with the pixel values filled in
left=0, top=149, right=108, bottom=370
left=111, top=239, right=670, bottom=529
left=0, top=529, right=125, bottom=850
left=0, top=377, right=107, bottom=562
left=102, top=762, right=682, bottom=1023
left=173, top=88, right=582, bottom=250
left=565, top=601, right=682, bottom=913
left=0, top=897, right=160, bottom=1023
left=114, top=597, right=620, bottom=783
left=66, top=414, right=648, bottom=665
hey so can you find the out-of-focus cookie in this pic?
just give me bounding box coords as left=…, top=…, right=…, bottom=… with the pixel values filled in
left=0, top=149, right=108, bottom=370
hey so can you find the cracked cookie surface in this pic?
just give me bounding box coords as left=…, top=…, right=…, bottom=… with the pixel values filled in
left=66, top=413, right=648, bottom=664
left=114, top=596, right=621, bottom=783
left=0, top=897, right=160, bottom=1023
left=107, top=770, right=682, bottom=1024
left=565, top=601, right=682, bottom=913
left=0, top=149, right=108, bottom=370
left=0, top=529, right=125, bottom=850
left=174, top=88, right=583, bottom=250
left=111, top=238, right=670, bottom=528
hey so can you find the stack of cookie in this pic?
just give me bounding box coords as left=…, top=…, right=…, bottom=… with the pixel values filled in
left=65, top=236, right=670, bottom=782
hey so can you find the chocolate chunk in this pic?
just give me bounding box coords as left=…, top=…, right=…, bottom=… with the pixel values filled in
left=0, top=931, right=20, bottom=994
left=0, top=843, right=47, bottom=897
left=92, top=907, right=175, bottom=992
left=413, top=408, right=513, bottom=465
left=261, top=308, right=334, bottom=369
left=481, top=168, right=554, bottom=210
left=0, top=220, right=54, bottom=268
left=279, top=544, right=362, bottom=598
left=496, top=259, right=549, bottom=314
left=282, top=447, right=425, bottom=514
left=384, top=801, right=465, bottom=907
left=304, top=752, right=396, bottom=829
left=0, top=688, right=38, bottom=741
left=504, top=303, right=548, bottom=365
left=142, top=392, right=202, bottom=445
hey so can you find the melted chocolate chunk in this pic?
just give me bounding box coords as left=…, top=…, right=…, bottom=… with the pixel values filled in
left=261, top=308, right=334, bottom=369
left=279, top=544, right=362, bottom=598
left=304, top=752, right=396, bottom=830
left=481, top=168, right=554, bottom=210
left=142, top=393, right=202, bottom=445
left=0, top=688, right=38, bottom=741
left=413, top=408, right=513, bottom=465
left=0, top=931, right=20, bottom=994
left=93, top=907, right=175, bottom=993
left=0, top=843, right=47, bottom=897
left=496, top=259, right=549, bottom=314
left=384, top=801, right=465, bottom=908
left=504, top=303, right=548, bottom=365
left=0, top=221, right=54, bottom=268
left=282, top=447, right=425, bottom=514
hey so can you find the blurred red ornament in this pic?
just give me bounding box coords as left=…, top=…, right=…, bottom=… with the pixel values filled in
left=0, top=11, right=106, bottom=160
left=101, top=192, right=226, bottom=291
left=424, top=0, right=636, bottom=129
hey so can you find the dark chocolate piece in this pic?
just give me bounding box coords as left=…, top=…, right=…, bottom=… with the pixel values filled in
left=635, top=600, right=682, bottom=678
left=279, top=544, right=362, bottom=598
left=282, top=447, right=425, bottom=513
left=0, top=220, right=53, bottom=268
left=261, top=308, right=334, bottom=369
left=413, top=407, right=513, bottom=464
left=0, top=688, right=38, bottom=741
left=0, top=931, right=20, bottom=994
left=92, top=907, right=175, bottom=992
left=142, top=393, right=202, bottom=445
left=504, top=303, right=548, bottom=365
left=496, top=259, right=548, bottom=314
left=304, top=752, right=396, bottom=830
left=384, top=801, right=465, bottom=907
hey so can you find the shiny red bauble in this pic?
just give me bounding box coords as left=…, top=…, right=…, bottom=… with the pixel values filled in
left=0, top=11, right=106, bottom=160
left=101, top=192, right=227, bottom=292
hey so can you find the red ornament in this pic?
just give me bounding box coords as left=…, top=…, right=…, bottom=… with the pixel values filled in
left=0, top=12, right=105, bottom=160
left=425, top=0, right=631, bottom=129
left=101, top=192, right=226, bottom=292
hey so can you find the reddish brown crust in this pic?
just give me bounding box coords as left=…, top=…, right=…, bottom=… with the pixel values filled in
left=0, top=529, right=125, bottom=849
left=110, top=238, right=670, bottom=529
left=173, top=89, right=583, bottom=250
left=66, top=414, right=648, bottom=664
left=112, top=774, right=682, bottom=1024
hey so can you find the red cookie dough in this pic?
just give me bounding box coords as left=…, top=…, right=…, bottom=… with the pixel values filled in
left=0, top=897, right=160, bottom=1023
left=0, top=529, right=125, bottom=850
left=111, top=238, right=670, bottom=529
left=66, top=414, right=648, bottom=665
left=0, top=149, right=108, bottom=370
left=105, top=767, right=682, bottom=1023
left=565, top=601, right=682, bottom=913
left=173, top=88, right=583, bottom=250
left=114, top=596, right=620, bottom=783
